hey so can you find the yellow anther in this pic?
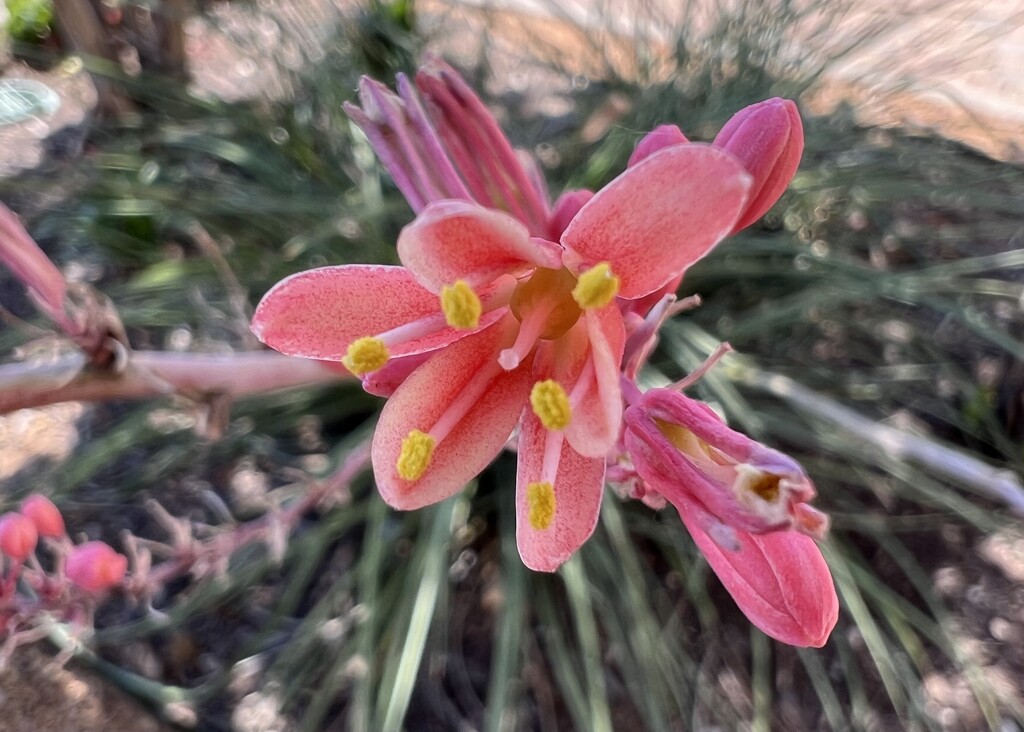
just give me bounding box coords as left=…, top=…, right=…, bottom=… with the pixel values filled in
left=530, top=379, right=572, bottom=431
left=342, top=337, right=389, bottom=376
left=527, top=481, right=556, bottom=530
left=440, top=280, right=482, bottom=329
left=397, top=429, right=436, bottom=481
left=572, top=262, right=620, bottom=309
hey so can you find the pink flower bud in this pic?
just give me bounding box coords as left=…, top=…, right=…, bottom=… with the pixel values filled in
left=624, top=388, right=828, bottom=539
left=713, top=98, right=803, bottom=233
left=675, top=492, right=838, bottom=647
left=549, top=189, right=594, bottom=239
left=19, top=494, right=65, bottom=538
left=628, top=124, right=689, bottom=167
left=66, top=541, right=127, bottom=593
left=0, top=512, right=39, bottom=561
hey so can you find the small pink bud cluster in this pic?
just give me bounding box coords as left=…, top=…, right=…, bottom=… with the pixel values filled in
left=0, top=494, right=127, bottom=595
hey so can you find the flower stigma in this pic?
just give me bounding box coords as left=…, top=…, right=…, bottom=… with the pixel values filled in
left=572, top=262, right=620, bottom=309
left=530, top=379, right=572, bottom=431
left=440, top=280, right=482, bottom=329
left=397, top=429, right=436, bottom=480
left=343, top=337, right=390, bottom=376
left=736, top=464, right=782, bottom=502
left=527, top=481, right=556, bottom=530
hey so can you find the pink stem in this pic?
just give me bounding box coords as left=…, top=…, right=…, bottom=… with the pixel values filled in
left=0, top=351, right=350, bottom=414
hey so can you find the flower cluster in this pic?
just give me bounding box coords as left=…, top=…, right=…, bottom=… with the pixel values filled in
left=252, top=60, right=838, bottom=646
left=0, top=494, right=127, bottom=644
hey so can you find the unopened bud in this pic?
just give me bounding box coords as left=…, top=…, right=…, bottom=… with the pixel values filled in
left=0, top=512, right=38, bottom=560
left=66, top=541, right=127, bottom=593
left=20, top=494, right=65, bottom=538
left=713, top=98, right=803, bottom=233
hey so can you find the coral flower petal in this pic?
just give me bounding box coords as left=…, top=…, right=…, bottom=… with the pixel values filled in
left=397, top=200, right=563, bottom=292
left=252, top=264, right=501, bottom=361
left=538, top=305, right=625, bottom=458
left=561, top=144, right=752, bottom=299
left=373, top=315, right=533, bottom=509
left=516, top=410, right=606, bottom=572
left=675, top=495, right=839, bottom=647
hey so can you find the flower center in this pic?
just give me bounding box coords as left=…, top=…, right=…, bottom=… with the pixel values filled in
left=509, top=267, right=581, bottom=340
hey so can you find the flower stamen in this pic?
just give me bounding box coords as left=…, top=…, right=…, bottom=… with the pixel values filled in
left=440, top=280, right=482, bottom=329
left=397, top=429, right=436, bottom=481
left=572, top=262, right=619, bottom=309
left=343, top=337, right=390, bottom=376
left=527, top=481, right=556, bottom=530
left=530, top=379, right=572, bottom=431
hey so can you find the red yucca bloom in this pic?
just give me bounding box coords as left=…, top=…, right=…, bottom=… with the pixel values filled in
left=251, top=60, right=837, bottom=645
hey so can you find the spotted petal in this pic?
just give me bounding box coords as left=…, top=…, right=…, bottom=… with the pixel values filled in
left=397, top=200, right=563, bottom=292
left=516, top=409, right=605, bottom=572
left=252, top=264, right=501, bottom=361
left=373, top=315, right=533, bottom=509
left=561, top=144, right=752, bottom=300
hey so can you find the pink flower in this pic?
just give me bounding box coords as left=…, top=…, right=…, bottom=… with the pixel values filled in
left=66, top=541, right=128, bottom=593
left=0, top=512, right=38, bottom=561
left=253, top=62, right=755, bottom=572
left=624, top=387, right=838, bottom=646
left=19, top=494, right=65, bottom=538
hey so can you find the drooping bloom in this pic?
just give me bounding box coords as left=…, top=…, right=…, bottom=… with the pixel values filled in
left=254, top=56, right=833, bottom=651
left=253, top=60, right=753, bottom=572
left=623, top=387, right=838, bottom=646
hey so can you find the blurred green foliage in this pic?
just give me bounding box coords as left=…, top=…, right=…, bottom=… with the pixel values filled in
left=3, top=0, right=52, bottom=43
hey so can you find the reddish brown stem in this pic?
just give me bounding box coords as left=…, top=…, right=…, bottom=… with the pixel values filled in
left=0, top=350, right=351, bottom=414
